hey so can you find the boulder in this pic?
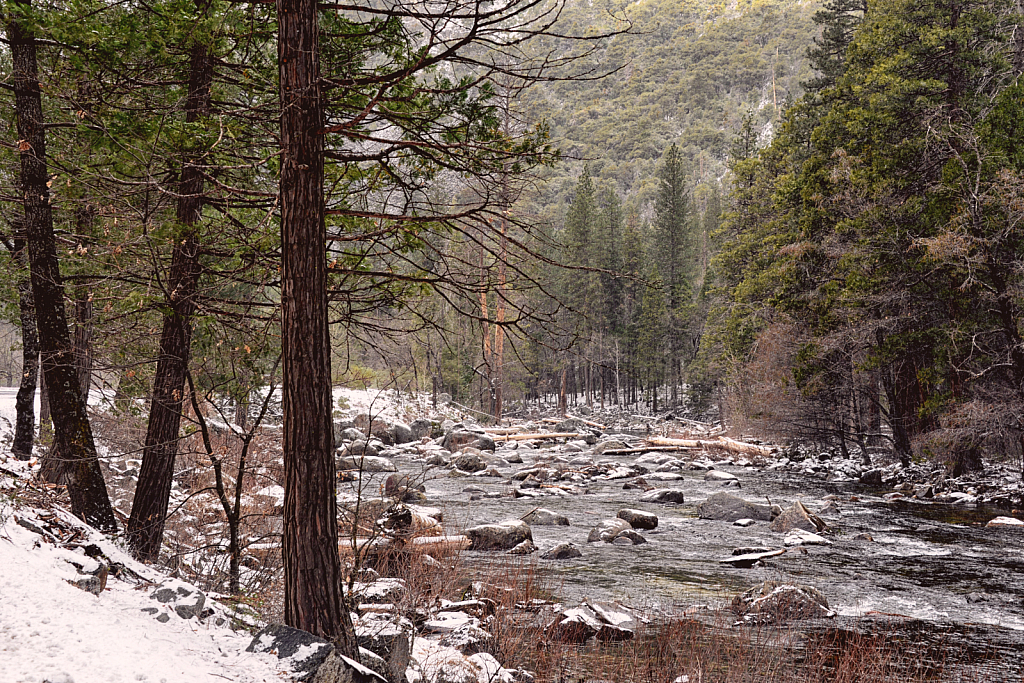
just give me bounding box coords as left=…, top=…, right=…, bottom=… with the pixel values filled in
left=248, top=624, right=336, bottom=682
left=859, top=468, right=885, bottom=486
left=593, top=440, right=627, bottom=454
left=731, top=581, right=834, bottom=622
left=545, top=606, right=602, bottom=643
left=410, top=418, right=435, bottom=439
left=337, top=455, right=397, bottom=473
left=355, top=614, right=415, bottom=683
left=612, top=529, right=646, bottom=545
left=769, top=501, right=827, bottom=534
left=383, top=474, right=426, bottom=502
left=465, top=520, right=533, bottom=550
left=552, top=418, right=589, bottom=433
left=444, top=430, right=496, bottom=452
left=541, top=543, right=583, bottom=560
left=522, top=508, right=570, bottom=526
left=638, top=488, right=686, bottom=504
left=439, top=623, right=493, bottom=655
left=452, top=452, right=487, bottom=472
left=337, top=426, right=364, bottom=443
left=354, top=414, right=394, bottom=445
left=311, top=650, right=387, bottom=683
left=704, top=470, right=740, bottom=484
left=588, top=518, right=632, bottom=543
left=391, top=421, right=415, bottom=445
left=986, top=516, right=1024, bottom=528
left=617, top=508, right=658, bottom=530
left=697, top=493, right=772, bottom=522
left=508, top=539, right=538, bottom=555
left=783, top=529, right=831, bottom=547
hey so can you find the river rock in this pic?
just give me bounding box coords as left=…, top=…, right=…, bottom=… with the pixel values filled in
left=410, top=418, right=435, bottom=439
left=639, top=488, right=686, bottom=504
left=545, top=606, right=603, bottom=643
left=697, top=492, right=772, bottom=522
left=769, top=501, right=827, bottom=534
left=337, top=454, right=397, bottom=473
left=612, top=529, right=646, bottom=545
left=617, top=508, right=658, bottom=530
left=594, top=440, right=627, bottom=454
left=444, top=430, right=496, bottom=452
left=439, top=622, right=493, bottom=655
left=541, top=542, right=583, bottom=560
left=345, top=440, right=379, bottom=458
left=384, top=474, right=426, bottom=502
left=704, top=470, right=740, bottom=484
left=311, top=650, right=386, bottom=683
left=452, top=452, right=487, bottom=472
left=391, top=421, right=415, bottom=445
left=508, top=539, right=538, bottom=555
left=522, top=508, right=570, bottom=526
left=731, top=580, right=834, bottom=622
left=783, top=529, right=831, bottom=546
left=553, top=418, right=590, bottom=433
left=986, top=516, right=1024, bottom=527
left=337, top=426, right=364, bottom=443
left=465, top=520, right=532, bottom=550
left=859, top=468, right=885, bottom=486
left=354, top=414, right=395, bottom=445
left=588, top=518, right=632, bottom=543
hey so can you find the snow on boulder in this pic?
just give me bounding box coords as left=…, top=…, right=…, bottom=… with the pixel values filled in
left=731, top=580, right=834, bottom=622
left=639, top=488, right=686, bottom=504
left=986, top=516, right=1024, bottom=528
left=247, top=623, right=336, bottom=681
left=698, top=492, right=772, bottom=522
left=147, top=579, right=207, bottom=620
left=617, top=508, right=658, bottom=530
left=587, top=518, right=632, bottom=543
left=769, top=501, right=827, bottom=534
left=464, top=520, right=532, bottom=551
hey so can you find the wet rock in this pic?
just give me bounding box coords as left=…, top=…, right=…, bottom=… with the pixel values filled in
left=509, top=539, right=538, bottom=555
left=545, top=606, right=603, bottom=643
left=522, top=508, right=570, bottom=526
left=720, top=549, right=785, bottom=568
left=588, top=518, right=632, bottom=543
left=452, top=451, right=487, bottom=472
left=853, top=533, right=874, bottom=541
left=623, top=478, right=654, bottom=491
left=247, top=624, right=336, bottom=682
left=638, top=488, right=686, bottom=504
left=704, top=470, right=740, bottom=484
left=986, top=516, right=1024, bottom=528
left=731, top=581, right=834, bottom=622
left=697, top=492, right=772, bottom=522
left=617, top=508, right=658, bottom=530
left=769, top=501, right=827, bottom=534
left=914, top=484, right=935, bottom=499
left=541, top=543, right=583, bottom=560
left=337, top=454, right=397, bottom=473
left=612, top=529, right=646, bottom=545
left=465, top=520, right=533, bottom=550
left=818, top=500, right=841, bottom=516
left=783, top=529, right=830, bottom=547
left=860, top=469, right=884, bottom=486
left=733, top=518, right=755, bottom=527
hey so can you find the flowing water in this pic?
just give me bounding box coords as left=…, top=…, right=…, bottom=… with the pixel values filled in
left=377, top=441, right=1024, bottom=679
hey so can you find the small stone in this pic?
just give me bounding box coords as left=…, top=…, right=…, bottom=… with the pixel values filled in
left=733, top=518, right=755, bottom=527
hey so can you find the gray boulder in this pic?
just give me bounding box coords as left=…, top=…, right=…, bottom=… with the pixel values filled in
left=345, top=440, right=379, bottom=458
left=465, top=520, right=533, bottom=550
left=638, top=488, right=686, bottom=504
left=148, top=580, right=206, bottom=620
left=248, top=624, right=337, bottom=682
left=612, top=529, right=646, bottom=545
left=354, top=414, right=394, bottom=445
left=593, top=440, right=627, bottom=454
left=541, top=543, right=583, bottom=560
left=444, top=430, right=496, bottom=452
left=587, top=518, right=632, bottom=543
left=617, top=508, right=658, bottom=530
left=391, top=421, right=415, bottom=445
left=860, top=468, right=885, bottom=486
left=439, top=623, right=493, bottom=655
left=704, top=470, right=740, bottom=485
left=355, top=614, right=414, bottom=683
left=522, top=508, right=570, bottom=526
left=731, top=580, right=834, bottom=622
left=452, top=452, right=487, bottom=472
left=311, top=651, right=387, bottom=683
left=697, top=492, right=772, bottom=522
left=410, top=418, right=435, bottom=439
left=769, top=501, right=827, bottom=534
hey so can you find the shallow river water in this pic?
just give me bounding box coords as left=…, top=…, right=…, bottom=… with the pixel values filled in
left=369, top=439, right=1024, bottom=679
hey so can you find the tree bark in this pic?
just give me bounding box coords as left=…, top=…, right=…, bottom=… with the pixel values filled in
left=278, top=0, right=357, bottom=653
left=8, top=1, right=116, bottom=530
left=126, top=40, right=212, bottom=562
left=10, top=226, right=38, bottom=460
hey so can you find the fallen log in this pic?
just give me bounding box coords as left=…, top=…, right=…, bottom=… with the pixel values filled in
left=483, top=427, right=526, bottom=435
left=600, top=446, right=690, bottom=455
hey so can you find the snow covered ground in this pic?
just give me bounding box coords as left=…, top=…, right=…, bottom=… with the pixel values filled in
left=0, top=463, right=291, bottom=683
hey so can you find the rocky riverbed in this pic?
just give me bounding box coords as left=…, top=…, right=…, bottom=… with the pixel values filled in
left=332, top=411, right=1024, bottom=679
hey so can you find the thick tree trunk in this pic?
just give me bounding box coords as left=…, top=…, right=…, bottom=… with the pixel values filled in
left=10, top=229, right=38, bottom=460
left=278, top=0, right=357, bottom=653
left=126, top=41, right=212, bottom=562
left=8, top=3, right=116, bottom=530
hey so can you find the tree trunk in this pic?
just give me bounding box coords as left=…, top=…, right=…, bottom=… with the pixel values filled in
left=126, top=40, right=212, bottom=562
left=10, top=227, right=38, bottom=460
left=8, top=3, right=116, bottom=530
left=278, top=0, right=357, bottom=653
